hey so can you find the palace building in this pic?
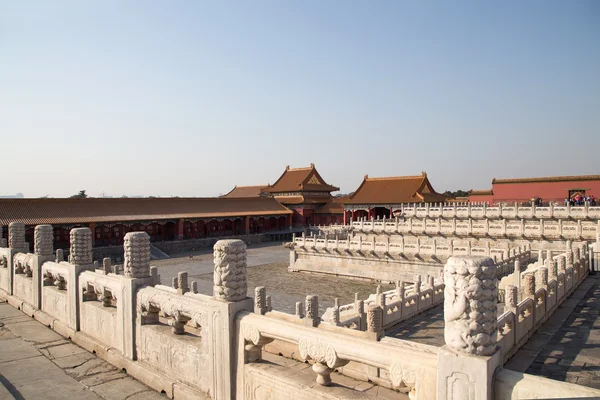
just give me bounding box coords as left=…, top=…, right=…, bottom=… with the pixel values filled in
left=0, top=166, right=452, bottom=250
left=469, top=174, right=600, bottom=205
left=224, top=164, right=344, bottom=227
left=341, top=172, right=447, bottom=223
left=0, top=197, right=292, bottom=249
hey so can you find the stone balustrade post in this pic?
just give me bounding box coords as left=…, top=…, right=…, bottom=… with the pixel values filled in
left=295, top=301, right=304, bottom=318
left=102, top=257, right=112, bottom=274
left=213, top=239, right=247, bottom=302
left=123, top=232, right=150, bottom=278
left=524, top=274, right=536, bottom=300
left=505, top=284, right=518, bottom=312
left=548, top=259, right=557, bottom=281
left=34, top=225, right=53, bottom=257
left=414, top=275, right=422, bottom=297
left=437, top=256, right=501, bottom=400
left=366, top=304, right=383, bottom=340
left=566, top=249, right=574, bottom=268
left=55, top=249, right=64, bottom=263
left=513, top=260, right=521, bottom=289
left=537, top=267, right=548, bottom=291
left=177, top=271, right=189, bottom=295
left=254, top=286, right=267, bottom=314
left=396, top=280, right=405, bottom=300
left=356, top=299, right=366, bottom=330
left=557, top=255, right=566, bottom=273
left=9, top=222, right=27, bottom=253
left=70, top=228, right=93, bottom=266
left=150, top=266, right=160, bottom=285
left=30, top=224, right=54, bottom=309
left=304, top=294, right=320, bottom=327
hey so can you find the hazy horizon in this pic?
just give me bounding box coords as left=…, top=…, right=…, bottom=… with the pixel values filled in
left=2, top=1, right=599, bottom=198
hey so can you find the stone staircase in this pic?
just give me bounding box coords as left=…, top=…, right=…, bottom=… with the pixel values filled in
left=149, top=244, right=169, bottom=260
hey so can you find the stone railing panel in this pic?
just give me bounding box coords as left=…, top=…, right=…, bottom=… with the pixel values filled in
left=237, top=311, right=437, bottom=400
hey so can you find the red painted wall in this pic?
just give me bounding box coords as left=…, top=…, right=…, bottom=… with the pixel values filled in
left=468, top=194, right=494, bottom=204
left=473, top=179, right=600, bottom=204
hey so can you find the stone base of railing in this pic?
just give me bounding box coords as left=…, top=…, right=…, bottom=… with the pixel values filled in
left=0, top=289, right=206, bottom=400
left=437, top=345, right=502, bottom=400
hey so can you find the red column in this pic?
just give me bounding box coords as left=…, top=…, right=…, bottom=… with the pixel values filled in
left=245, top=217, right=250, bottom=234
left=177, top=219, right=184, bottom=240
left=343, top=211, right=347, bottom=225
left=351, top=210, right=355, bottom=222
left=89, top=222, right=96, bottom=245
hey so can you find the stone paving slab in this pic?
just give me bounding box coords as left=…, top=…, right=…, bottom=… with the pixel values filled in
left=0, top=302, right=168, bottom=400
left=507, top=275, right=600, bottom=389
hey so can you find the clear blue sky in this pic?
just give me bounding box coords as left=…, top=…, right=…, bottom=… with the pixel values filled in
left=1, top=1, right=598, bottom=198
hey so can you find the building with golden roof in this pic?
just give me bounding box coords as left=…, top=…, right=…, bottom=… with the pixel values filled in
left=340, top=172, right=447, bottom=223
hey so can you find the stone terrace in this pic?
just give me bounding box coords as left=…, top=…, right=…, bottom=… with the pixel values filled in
left=0, top=301, right=176, bottom=400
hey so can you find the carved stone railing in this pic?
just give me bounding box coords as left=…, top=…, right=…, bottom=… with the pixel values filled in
left=321, top=279, right=445, bottom=332
left=330, top=214, right=600, bottom=241
left=136, top=265, right=251, bottom=399
left=497, top=243, right=589, bottom=363
left=237, top=311, right=438, bottom=399
left=294, top=234, right=533, bottom=260
left=343, top=203, right=600, bottom=221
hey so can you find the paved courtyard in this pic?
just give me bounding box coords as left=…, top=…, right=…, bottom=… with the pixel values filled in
left=507, top=275, right=600, bottom=389
left=0, top=301, right=177, bottom=400
left=153, top=243, right=394, bottom=314
left=386, top=304, right=445, bottom=347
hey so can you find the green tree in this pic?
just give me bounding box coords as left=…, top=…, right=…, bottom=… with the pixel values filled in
left=443, top=190, right=470, bottom=198
left=70, top=190, right=88, bottom=199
